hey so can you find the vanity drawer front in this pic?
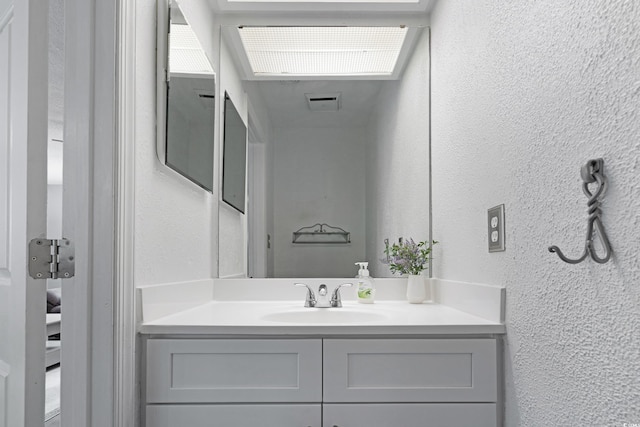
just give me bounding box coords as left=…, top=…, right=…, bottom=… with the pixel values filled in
left=146, top=404, right=321, bottom=427
left=322, top=403, right=497, bottom=427
left=323, top=339, right=497, bottom=403
left=146, top=339, right=322, bottom=403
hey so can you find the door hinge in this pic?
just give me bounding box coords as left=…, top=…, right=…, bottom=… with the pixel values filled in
left=28, top=238, right=75, bottom=279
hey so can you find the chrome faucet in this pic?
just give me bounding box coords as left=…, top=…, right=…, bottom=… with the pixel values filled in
left=295, top=283, right=353, bottom=308
left=331, top=283, right=353, bottom=307
left=316, top=284, right=330, bottom=307
left=294, top=283, right=317, bottom=307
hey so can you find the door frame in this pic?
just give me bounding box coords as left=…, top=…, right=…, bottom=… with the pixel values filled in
left=247, top=119, right=268, bottom=278
left=61, top=0, right=136, bottom=425
left=113, top=0, right=137, bottom=425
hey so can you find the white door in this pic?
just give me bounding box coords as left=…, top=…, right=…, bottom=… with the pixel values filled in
left=0, top=1, right=50, bottom=426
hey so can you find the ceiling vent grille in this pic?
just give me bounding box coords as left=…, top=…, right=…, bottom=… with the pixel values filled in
left=305, top=93, right=341, bottom=111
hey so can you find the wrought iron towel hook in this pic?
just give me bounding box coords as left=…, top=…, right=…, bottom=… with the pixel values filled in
left=548, top=158, right=612, bottom=264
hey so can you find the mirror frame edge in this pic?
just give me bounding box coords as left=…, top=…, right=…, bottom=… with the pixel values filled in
left=156, top=0, right=169, bottom=165
left=156, top=0, right=218, bottom=193
left=221, top=90, right=248, bottom=215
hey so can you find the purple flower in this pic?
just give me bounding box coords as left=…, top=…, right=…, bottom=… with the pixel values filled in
left=382, top=238, right=438, bottom=275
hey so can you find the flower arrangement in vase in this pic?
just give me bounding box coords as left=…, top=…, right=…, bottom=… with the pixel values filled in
left=383, top=238, right=438, bottom=303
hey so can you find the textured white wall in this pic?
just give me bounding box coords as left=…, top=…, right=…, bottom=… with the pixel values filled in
left=134, top=0, right=216, bottom=285
left=272, top=126, right=367, bottom=277
left=365, top=27, right=431, bottom=278
left=430, top=1, right=640, bottom=425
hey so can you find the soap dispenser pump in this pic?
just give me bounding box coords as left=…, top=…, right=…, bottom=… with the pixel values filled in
left=355, top=262, right=375, bottom=304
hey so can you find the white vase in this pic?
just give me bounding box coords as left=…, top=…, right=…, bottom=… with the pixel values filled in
left=406, top=274, right=426, bottom=304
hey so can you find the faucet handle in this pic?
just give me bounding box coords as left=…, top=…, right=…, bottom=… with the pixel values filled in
left=295, top=283, right=316, bottom=307
left=331, top=283, right=353, bottom=307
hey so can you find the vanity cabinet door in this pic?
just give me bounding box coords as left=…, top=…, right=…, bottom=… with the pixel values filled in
left=322, top=403, right=497, bottom=427
left=146, top=404, right=321, bottom=427
left=323, top=339, right=497, bottom=403
left=146, top=339, right=322, bottom=403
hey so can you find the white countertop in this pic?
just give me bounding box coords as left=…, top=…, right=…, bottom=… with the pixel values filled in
left=139, top=300, right=505, bottom=336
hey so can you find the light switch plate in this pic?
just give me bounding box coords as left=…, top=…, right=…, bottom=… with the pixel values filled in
left=488, top=204, right=505, bottom=252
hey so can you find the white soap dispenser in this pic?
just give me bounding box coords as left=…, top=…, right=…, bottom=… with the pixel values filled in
left=355, top=262, right=375, bottom=304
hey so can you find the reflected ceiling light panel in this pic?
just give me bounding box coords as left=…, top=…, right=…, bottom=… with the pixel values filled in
left=170, top=24, right=214, bottom=74
left=237, top=26, right=408, bottom=76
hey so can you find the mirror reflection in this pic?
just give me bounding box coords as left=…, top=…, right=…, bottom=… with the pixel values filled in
left=241, top=24, right=430, bottom=279
left=151, top=21, right=431, bottom=279
left=247, top=80, right=379, bottom=278
left=222, top=93, right=247, bottom=213
left=160, top=1, right=215, bottom=192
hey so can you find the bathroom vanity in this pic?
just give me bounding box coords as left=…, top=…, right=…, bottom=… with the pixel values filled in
left=139, top=279, right=505, bottom=427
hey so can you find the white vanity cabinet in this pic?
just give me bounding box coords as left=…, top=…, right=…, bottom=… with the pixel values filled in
left=145, top=338, right=323, bottom=427
left=146, top=339, right=322, bottom=403
left=144, top=337, right=499, bottom=427
left=322, top=339, right=498, bottom=426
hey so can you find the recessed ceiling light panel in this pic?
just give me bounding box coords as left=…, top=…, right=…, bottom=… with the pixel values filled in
left=237, top=26, right=408, bottom=77
left=170, top=24, right=214, bottom=74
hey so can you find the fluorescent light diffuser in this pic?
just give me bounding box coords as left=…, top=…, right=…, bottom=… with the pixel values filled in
left=238, top=26, right=408, bottom=76
left=170, top=24, right=214, bottom=74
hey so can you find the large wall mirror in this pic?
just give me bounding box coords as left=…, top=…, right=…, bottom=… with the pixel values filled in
left=222, top=93, right=247, bottom=213
left=157, top=0, right=215, bottom=192
left=221, top=23, right=431, bottom=279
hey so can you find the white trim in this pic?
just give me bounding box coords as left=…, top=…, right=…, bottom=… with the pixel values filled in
left=61, top=0, right=92, bottom=424
left=220, top=26, right=254, bottom=82
left=92, top=1, right=117, bottom=423
left=156, top=0, right=169, bottom=165
left=391, top=26, right=422, bottom=78
left=247, top=127, right=267, bottom=278
left=114, top=0, right=137, bottom=425
left=62, top=0, right=117, bottom=425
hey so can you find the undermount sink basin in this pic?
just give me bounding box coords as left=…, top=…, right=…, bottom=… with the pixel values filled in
left=260, top=309, right=388, bottom=324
